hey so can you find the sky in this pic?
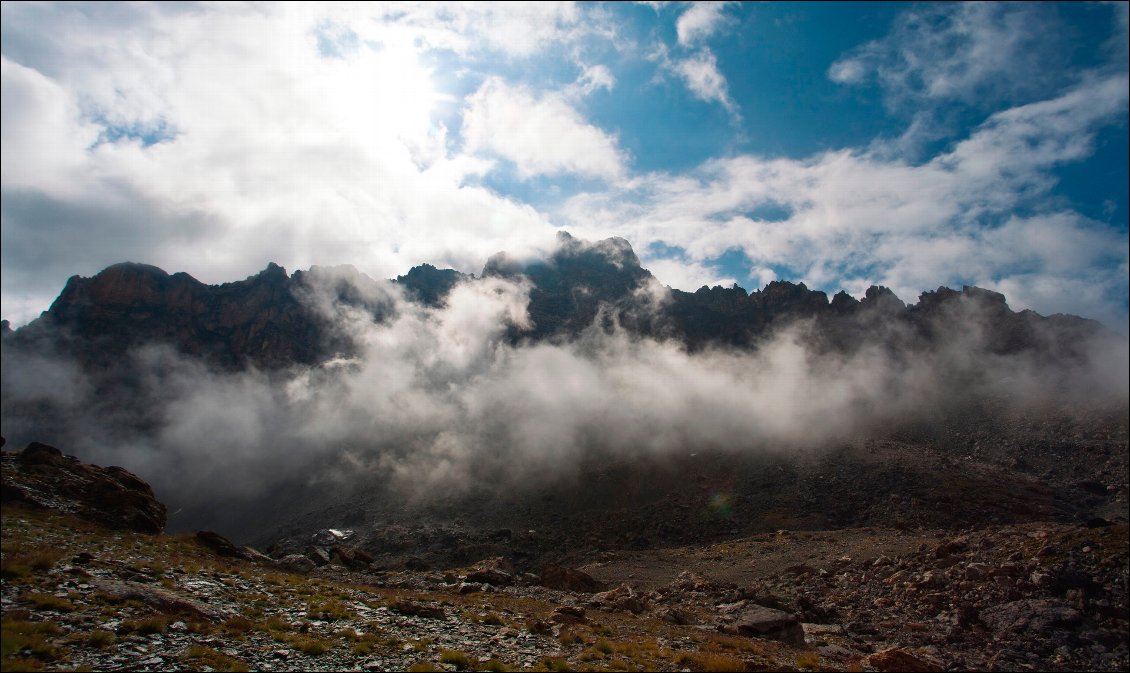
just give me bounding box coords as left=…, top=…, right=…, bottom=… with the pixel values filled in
left=2, top=1, right=1127, bottom=330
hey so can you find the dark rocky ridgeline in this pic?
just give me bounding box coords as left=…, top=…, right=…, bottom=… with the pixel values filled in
left=483, top=232, right=657, bottom=341
left=0, top=437, right=166, bottom=534
left=0, top=232, right=1112, bottom=372
left=395, top=263, right=468, bottom=307
left=3, top=262, right=396, bottom=371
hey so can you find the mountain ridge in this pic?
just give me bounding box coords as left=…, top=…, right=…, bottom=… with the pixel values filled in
left=2, top=233, right=1107, bottom=371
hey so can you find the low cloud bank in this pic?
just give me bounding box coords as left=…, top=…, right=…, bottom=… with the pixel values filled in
left=2, top=270, right=1126, bottom=527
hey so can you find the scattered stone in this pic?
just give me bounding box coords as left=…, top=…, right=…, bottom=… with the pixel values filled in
left=979, top=599, right=1083, bottom=635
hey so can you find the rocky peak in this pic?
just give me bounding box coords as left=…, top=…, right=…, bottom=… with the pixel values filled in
left=860, top=285, right=906, bottom=312
left=482, top=233, right=655, bottom=339
left=395, top=264, right=467, bottom=307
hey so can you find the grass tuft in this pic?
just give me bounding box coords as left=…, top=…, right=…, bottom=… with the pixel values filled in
left=439, top=649, right=474, bottom=670
left=179, top=644, right=250, bottom=672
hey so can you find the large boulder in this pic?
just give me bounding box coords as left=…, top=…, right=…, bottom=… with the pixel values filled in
left=717, top=602, right=805, bottom=646
left=538, top=564, right=608, bottom=593
left=465, top=557, right=515, bottom=586
left=866, top=647, right=944, bottom=672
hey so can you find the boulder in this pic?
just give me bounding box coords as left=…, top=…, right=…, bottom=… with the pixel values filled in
left=390, top=600, right=446, bottom=620
left=719, top=604, right=805, bottom=646
left=241, top=546, right=277, bottom=566
left=591, top=585, right=648, bottom=614
left=539, top=564, right=608, bottom=593
left=306, top=546, right=332, bottom=566
left=91, top=579, right=219, bottom=622
left=195, top=530, right=244, bottom=558
left=550, top=606, right=587, bottom=624
left=331, top=544, right=374, bottom=570
left=979, top=598, right=1083, bottom=635
left=16, top=442, right=66, bottom=466
left=277, top=554, right=316, bottom=573
left=866, top=647, right=944, bottom=672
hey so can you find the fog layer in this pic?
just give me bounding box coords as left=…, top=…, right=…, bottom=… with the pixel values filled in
left=2, top=268, right=1126, bottom=527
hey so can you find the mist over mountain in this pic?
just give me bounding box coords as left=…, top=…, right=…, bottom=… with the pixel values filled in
left=1, top=233, right=1126, bottom=542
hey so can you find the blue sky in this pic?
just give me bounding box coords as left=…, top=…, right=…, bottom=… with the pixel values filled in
left=2, top=2, right=1127, bottom=329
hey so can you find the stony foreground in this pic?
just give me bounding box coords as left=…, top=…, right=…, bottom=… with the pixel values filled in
left=3, top=499, right=1127, bottom=672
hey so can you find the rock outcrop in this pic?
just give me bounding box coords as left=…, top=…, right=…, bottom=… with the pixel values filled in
left=1, top=440, right=167, bottom=534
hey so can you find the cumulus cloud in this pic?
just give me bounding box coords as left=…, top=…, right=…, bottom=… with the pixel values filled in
left=573, top=63, right=616, bottom=96
left=0, top=56, right=99, bottom=193
left=675, top=1, right=734, bottom=47
left=462, top=77, right=627, bottom=181
left=0, top=2, right=573, bottom=326
left=642, top=255, right=737, bottom=292
left=561, top=74, right=1130, bottom=329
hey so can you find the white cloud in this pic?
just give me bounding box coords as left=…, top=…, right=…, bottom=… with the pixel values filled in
left=642, top=255, right=736, bottom=292
left=0, top=56, right=99, bottom=195
left=0, top=3, right=578, bottom=326
left=675, top=1, right=734, bottom=47
left=828, top=3, right=1076, bottom=109
left=670, top=48, right=738, bottom=117
left=575, top=63, right=616, bottom=96
left=462, top=77, right=627, bottom=181
left=295, top=2, right=589, bottom=59
left=827, top=57, right=866, bottom=85
left=561, top=75, right=1130, bottom=328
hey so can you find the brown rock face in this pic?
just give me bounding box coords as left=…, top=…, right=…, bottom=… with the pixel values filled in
left=2, top=441, right=167, bottom=534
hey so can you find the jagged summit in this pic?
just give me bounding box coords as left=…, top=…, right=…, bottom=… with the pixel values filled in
left=3, top=234, right=1107, bottom=371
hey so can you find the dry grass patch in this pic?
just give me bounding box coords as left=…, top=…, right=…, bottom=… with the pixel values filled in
left=179, top=644, right=250, bottom=672
left=1, top=618, right=64, bottom=669
left=306, top=595, right=353, bottom=621
left=675, top=651, right=750, bottom=672
left=63, top=629, right=115, bottom=651
left=221, top=615, right=255, bottom=636
left=121, top=615, right=168, bottom=635
left=281, top=634, right=335, bottom=656
left=535, top=657, right=572, bottom=672
left=19, top=592, right=75, bottom=613
left=1, top=545, right=65, bottom=580
left=439, top=649, right=474, bottom=670
left=795, top=650, right=821, bottom=669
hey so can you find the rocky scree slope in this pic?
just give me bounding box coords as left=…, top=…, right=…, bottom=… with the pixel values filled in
left=3, top=441, right=1127, bottom=672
